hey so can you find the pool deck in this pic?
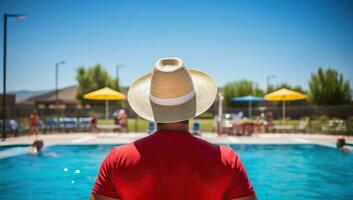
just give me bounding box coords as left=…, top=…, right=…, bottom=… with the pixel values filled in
left=1, top=132, right=352, bottom=147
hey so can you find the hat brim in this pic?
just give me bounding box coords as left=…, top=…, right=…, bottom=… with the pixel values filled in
left=128, top=70, right=217, bottom=123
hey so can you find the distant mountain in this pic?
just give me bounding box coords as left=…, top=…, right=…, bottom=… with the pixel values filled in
left=9, top=89, right=49, bottom=101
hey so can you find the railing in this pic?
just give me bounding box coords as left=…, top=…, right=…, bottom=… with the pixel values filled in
left=0, top=104, right=352, bottom=135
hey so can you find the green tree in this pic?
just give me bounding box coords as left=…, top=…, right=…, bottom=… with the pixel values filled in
left=76, top=64, right=120, bottom=105
left=223, top=80, right=264, bottom=106
left=267, top=83, right=305, bottom=94
left=308, top=67, right=352, bottom=105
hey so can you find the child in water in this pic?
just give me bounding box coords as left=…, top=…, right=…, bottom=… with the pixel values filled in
left=28, top=140, right=58, bottom=157
left=28, top=140, right=44, bottom=154
left=336, top=136, right=351, bottom=153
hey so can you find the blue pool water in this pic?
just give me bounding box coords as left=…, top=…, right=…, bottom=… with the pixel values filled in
left=0, top=144, right=29, bottom=151
left=0, top=144, right=352, bottom=199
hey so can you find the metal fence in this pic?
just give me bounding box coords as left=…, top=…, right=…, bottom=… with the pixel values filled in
left=0, top=104, right=352, bottom=135
left=224, top=105, right=353, bottom=120
left=1, top=105, right=136, bottom=120
left=1, top=104, right=353, bottom=121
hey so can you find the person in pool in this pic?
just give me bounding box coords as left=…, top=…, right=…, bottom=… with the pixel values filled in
left=28, top=140, right=44, bottom=154
left=28, top=140, right=58, bottom=157
left=336, top=136, right=351, bottom=153
left=90, top=57, right=256, bottom=200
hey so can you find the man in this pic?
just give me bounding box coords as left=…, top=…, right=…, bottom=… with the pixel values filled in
left=28, top=140, right=44, bottom=154
left=113, top=109, right=120, bottom=132
left=118, top=109, right=128, bottom=133
left=28, top=139, right=58, bottom=157
left=336, top=136, right=351, bottom=153
left=90, top=113, right=98, bottom=133
left=90, top=57, right=256, bottom=200
left=29, top=111, right=40, bottom=137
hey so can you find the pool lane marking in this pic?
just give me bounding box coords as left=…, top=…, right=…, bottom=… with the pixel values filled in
left=71, top=136, right=96, bottom=143
left=291, top=138, right=310, bottom=143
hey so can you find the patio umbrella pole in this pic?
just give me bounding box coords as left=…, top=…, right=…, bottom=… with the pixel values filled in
left=249, top=101, right=252, bottom=118
left=105, top=100, right=109, bottom=119
left=282, top=101, right=286, bottom=120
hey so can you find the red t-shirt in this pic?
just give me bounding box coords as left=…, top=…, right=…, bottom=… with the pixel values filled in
left=92, top=131, right=255, bottom=200
left=30, top=114, right=37, bottom=126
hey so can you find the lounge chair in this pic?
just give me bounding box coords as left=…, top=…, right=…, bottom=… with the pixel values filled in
left=296, top=119, right=309, bottom=133
left=59, top=118, right=78, bottom=132
left=273, top=124, right=294, bottom=133
left=44, top=118, right=59, bottom=133
left=78, top=117, right=91, bottom=132
left=192, top=121, right=201, bottom=136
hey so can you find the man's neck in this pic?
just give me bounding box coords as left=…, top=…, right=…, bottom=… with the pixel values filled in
left=157, top=121, right=189, bottom=132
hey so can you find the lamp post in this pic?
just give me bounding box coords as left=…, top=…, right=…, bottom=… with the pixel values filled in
left=116, top=64, right=125, bottom=110
left=2, top=13, right=26, bottom=141
left=217, top=92, right=224, bottom=136
left=55, top=61, right=66, bottom=110
left=266, top=75, right=276, bottom=91
left=116, top=64, right=125, bottom=87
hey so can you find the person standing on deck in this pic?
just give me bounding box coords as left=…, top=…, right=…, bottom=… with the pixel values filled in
left=90, top=57, right=256, bottom=200
left=118, top=109, right=128, bottom=133
left=113, top=109, right=120, bottom=133
left=90, top=114, right=98, bottom=133
left=29, top=111, right=40, bottom=138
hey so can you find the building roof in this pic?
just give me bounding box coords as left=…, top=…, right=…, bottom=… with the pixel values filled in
left=18, top=85, right=79, bottom=105
left=17, top=85, right=129, bottom=105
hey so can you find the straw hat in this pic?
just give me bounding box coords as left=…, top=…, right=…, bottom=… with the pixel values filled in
left=128, top=57, right=217, bottom=123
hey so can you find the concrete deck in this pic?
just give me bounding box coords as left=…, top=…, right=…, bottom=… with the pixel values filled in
left=1, top=132, right=352, bottom=159
left=1, top=132, right=352, bottom=146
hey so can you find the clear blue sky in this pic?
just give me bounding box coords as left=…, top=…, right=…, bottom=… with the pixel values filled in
left=1, top=0, right=353, bottom=91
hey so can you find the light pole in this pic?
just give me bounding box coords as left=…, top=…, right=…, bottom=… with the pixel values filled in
left=217, top=92, right=224, bottom=136
left=116, top=64, right=125, bottom=87
left=2, top=13, right=26, bottom=141
left=55, top=61, right=66, bottom=110
left=266, top=75, right=276, bottom=91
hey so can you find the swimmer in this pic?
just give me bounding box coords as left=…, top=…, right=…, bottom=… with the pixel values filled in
left=28, top=140, right=58, bottom=157
left=336, top=136, right=351, bottom=153
left=28, top=140, right=44, bottom=154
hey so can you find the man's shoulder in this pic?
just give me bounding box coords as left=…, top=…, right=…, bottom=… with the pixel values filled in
left=112, top=142, right=137, bottom=152
left=218, top=145, right=240, bottom=167
left=107, top=143, right=140, bottom=161
left=108, top=133, right=159, bottom=156
left=219, top=145, right=236, bottom=155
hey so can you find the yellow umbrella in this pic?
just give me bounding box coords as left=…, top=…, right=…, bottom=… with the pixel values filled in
left=264, top=88, right=306, bottom=120
left=84, top=87, right=126, bottom=119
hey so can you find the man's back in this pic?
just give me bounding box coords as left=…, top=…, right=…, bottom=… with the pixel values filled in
left=92, top=131, right=254, bottom=200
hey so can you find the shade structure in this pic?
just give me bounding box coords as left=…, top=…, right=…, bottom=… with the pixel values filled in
left=83, top=87, right=126, bottom=119
left=232, top=95, right=266, bottom=118
left=264, top=88, right=306, bottom=120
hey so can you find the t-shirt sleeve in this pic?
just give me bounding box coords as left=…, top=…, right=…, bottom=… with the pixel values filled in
left=224, top=147, right=255, bottom=199
left=92, top=150, right=120, bottom=199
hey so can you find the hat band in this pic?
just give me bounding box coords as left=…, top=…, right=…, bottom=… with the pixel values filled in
left=150, top=89, right=195, bottom=106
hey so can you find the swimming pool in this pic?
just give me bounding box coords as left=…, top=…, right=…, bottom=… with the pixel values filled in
left=0, top=144, right=30, bottom=151
left=0, top=144, right=352, bottom=199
